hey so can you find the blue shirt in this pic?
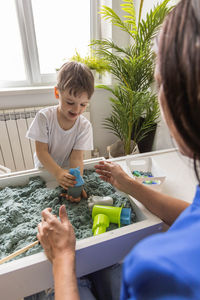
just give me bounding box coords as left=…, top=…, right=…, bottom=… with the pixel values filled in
left=120, top=185, right=200, bottom=300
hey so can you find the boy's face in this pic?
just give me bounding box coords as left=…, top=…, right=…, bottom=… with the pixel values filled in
left=55, top=87, right=89, bottom=122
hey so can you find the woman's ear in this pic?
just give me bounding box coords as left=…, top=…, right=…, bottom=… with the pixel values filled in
left=54, top=87, right=59, bottom=99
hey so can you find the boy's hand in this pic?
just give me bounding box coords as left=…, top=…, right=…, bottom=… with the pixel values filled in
left=56, top=169, right=76, bottom=190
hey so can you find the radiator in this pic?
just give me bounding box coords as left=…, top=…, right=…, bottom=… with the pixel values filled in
left=0, top=106, right=91, bottom=172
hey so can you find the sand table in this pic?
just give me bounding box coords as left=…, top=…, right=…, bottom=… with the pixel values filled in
left=0, top=169, right=136, bottom=261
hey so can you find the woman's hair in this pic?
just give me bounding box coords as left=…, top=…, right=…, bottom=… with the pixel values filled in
left=158, top=0, right=200, bottom=181
left=57, top=61, right=94, bottom=99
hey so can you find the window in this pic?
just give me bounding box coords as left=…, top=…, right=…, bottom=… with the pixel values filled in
left=0, top=1, right=26, bottom=84
left=0, top=0, right=93, bottom=88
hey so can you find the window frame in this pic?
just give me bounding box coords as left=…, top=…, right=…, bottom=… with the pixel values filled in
left=1, top=0, right=97, bottom=89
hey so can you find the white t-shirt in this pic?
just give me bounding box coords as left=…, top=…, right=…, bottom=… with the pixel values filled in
left=26, top=105, right=93, bottom=168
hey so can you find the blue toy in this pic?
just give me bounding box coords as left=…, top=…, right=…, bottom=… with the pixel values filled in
left=69, top=167, right=84, bottom=186
left=68, top=167, right=84, bottom=198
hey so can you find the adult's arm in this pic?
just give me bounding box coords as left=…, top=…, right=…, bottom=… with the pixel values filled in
left=37, top=206, right=80, bottom=300
left=95, top=161, right=189, bottom=226
left=53, top=255, right=79, bottom=300
left=123, top=175, right=189, bottom=226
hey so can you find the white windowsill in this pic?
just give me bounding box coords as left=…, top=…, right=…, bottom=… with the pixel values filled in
left=0, top=85, right=55, bottom=96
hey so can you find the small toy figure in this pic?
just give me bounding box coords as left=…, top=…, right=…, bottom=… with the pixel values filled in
left=60, top=167, right=87, bottom=202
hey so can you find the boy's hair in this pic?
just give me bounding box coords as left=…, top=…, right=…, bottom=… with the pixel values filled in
left=57, top=61, right=94, bottom=99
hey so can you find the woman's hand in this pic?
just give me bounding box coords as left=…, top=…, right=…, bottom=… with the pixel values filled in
left=37, top=205, right=76, bottom=263
left=55, top=169, right=76, bottom=190
left=95, top=161, right=131, bottom=193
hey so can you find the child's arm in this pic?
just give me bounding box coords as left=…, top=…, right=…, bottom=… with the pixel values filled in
left=36, top=141, right=76, bottom=190
left=69, top=150, right=84, bottom=175
left=67, top=149, right=87, bottom=202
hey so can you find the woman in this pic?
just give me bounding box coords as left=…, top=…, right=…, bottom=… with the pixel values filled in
left=36, top=0, right=200, bottom=299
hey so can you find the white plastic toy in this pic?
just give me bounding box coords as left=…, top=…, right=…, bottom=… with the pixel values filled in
left=87, top=195, right=113, bottom=209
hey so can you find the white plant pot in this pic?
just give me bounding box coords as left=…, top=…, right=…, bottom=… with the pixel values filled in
left=107, top=139, right=139, bottom=159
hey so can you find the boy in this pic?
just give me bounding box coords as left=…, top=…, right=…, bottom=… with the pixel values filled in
left=26, top=62, right=94, bottom=202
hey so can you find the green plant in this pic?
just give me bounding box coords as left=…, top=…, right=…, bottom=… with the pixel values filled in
left=70, top=50, right=110, bottom=75
left=91, top=0, right=172, bottom=155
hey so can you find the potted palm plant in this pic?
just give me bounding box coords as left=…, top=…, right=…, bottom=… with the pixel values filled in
left=91, top=0, right=172, bottom=156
